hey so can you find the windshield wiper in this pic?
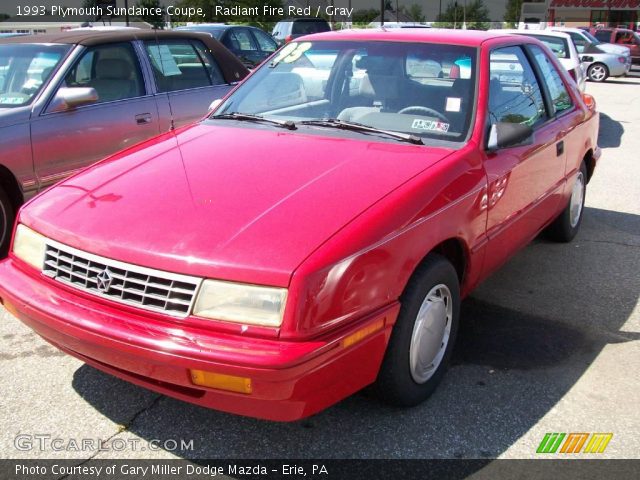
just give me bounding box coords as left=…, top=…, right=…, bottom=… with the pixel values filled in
left=299, top=118, right=423, bottom=145
left=211, top=112, right=296, bottom=130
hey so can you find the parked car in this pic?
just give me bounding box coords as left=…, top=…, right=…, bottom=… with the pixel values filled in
left=272, top=17, right=331, bottom=45
left=175, top=24, right=277, bottom=69
left=584, top=27, right=640, bottom=64
left=0, top=30, right=600, bottom=421
left=548, top=26, right=632, bottom=82
left=492, top=29, right=586, bottom=91
left=0, top=30, right=248, bottom=255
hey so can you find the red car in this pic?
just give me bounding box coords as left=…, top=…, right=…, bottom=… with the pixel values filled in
left=0, top=30, right=600, bottom=421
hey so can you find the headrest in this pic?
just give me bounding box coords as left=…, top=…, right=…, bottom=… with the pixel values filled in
left=95, top=58, right=130, bottom=80
left=356, top=55, right=394, bottom=75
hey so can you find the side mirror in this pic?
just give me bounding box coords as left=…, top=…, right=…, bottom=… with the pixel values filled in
left=581, top=55, right=594, bottom=62
left=208, top=98, right=222, bottom=113
left=48, top=87, right=98, bottom=113
left=487, top=122, right=533, bottom=151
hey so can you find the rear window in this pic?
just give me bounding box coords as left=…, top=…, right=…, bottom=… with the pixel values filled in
left=532, top=35, right=570, bottom=59
left=292, top=20, right=330, bottom=35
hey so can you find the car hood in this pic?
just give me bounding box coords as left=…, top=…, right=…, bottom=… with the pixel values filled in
left=23, top=124, right=453, bottom=286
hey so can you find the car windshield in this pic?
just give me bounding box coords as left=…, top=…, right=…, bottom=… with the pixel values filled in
left=291, top=21, right=330, bottom=35
left=582, top=31, right=601, bottom=44
left=0, top=43, right=70, bottom=108
left=211, top=41, right=477, bottom=145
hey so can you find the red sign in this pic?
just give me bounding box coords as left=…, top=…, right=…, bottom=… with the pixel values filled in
left=550, top=0, right=640, bottom=8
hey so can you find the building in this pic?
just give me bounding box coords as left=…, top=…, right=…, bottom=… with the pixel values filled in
left=521, top=0, right=640, bottom=30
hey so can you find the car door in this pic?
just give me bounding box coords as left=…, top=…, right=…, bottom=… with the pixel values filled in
left=30, top=41, right=160, bottom=188
left=144, top=37, right=233, bottom=128
left=481, top=45, right=567, bottom=276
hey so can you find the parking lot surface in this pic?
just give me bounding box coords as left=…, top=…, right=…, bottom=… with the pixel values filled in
left=1, top=71, right=639, bottom=461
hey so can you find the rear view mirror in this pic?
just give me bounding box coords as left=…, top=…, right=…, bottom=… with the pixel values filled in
left=487, top=122, right=533, bottom=151
left=48, top=87, right=98, bottom=113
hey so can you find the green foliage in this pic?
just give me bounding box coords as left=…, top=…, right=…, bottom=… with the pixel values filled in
left=136, top=0, right=165, bottom=29
left=504, top=0, right=523, bottom=28
left=436, top=0, right=490, bottom=30
left=408, top=4, right=426, bottom=23
left=352, top=8, right=379, bottom=25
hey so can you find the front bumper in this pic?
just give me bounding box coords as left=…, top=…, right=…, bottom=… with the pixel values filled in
left=0, top=259, right=398, bottom=421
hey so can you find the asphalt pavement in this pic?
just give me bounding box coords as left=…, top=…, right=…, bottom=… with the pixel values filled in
left=1, top=70, right=639, bottom=462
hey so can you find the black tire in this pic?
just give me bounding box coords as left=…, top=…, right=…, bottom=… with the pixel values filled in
left=587, top=63, right=609, bottom=82
left=373, top=254, right=460, bottom=406
left=546, top=162, right=587, bottom=243
left=0, top=187, right=15, bottom=258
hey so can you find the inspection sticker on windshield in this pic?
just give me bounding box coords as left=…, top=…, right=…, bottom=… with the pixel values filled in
left=411, top=119, right=449, bottom=133
left=445, top=97, right=461, bottom=112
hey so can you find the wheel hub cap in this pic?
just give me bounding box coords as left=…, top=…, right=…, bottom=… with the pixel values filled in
left=409, top=284, right=452, bottom=384
left=570, top=172, right=585, bottom=228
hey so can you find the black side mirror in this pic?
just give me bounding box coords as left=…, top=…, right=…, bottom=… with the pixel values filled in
left=487, top=122, right=533, bottom=151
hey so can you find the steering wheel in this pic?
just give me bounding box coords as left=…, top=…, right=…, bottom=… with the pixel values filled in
left=398, top=106, right=450, bottom=123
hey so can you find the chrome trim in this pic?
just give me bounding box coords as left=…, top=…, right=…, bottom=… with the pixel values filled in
left=42, top=239, right=202, bottom=318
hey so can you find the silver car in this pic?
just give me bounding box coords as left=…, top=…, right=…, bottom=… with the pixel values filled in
left=0, top=30, right=248, bottom=255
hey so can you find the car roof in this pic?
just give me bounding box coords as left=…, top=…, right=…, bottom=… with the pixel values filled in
left=277, top=18, right=329, bottom=23
left=0, top=29, right=215, bottom=46
left=301, top=28, right=509, bottom=46
left=495, top=29, right=572, bottom=39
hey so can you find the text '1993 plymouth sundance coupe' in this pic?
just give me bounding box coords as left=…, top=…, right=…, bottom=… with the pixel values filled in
left=0, top=30, right=599, bottom=421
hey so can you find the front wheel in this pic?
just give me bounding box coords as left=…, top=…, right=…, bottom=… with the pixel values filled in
left=546, top=162, right=587, bottom=243
left=373, top=254, right=460, bottom=406
left=0, top=187, right=15, bottom=257
left=587, top=63, right=609, bottom=82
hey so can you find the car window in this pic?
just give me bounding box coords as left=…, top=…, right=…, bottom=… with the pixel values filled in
left=488, top=46, right=546, bottom=127
left=594, top=30, right=611, bottom=42
left=531, top=35, right=570, bottom=59
left=529, top=45, right=573, bottom=115
left=253, top=29, right=277, bottom=53
left=0, top=43, right=70, bottom=107
left=615, top=31, right=634, bottom=44
left=227, top=29, right=257, bottom=52
left=62, top=42, right=144, bottom=104
left=569, top=32, right=588, bottom=53
left=292, top=20, right=330, bottom=35
left=145, top=39, right=224, bottom=92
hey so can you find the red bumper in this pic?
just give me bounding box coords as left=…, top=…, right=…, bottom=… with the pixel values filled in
left=0, top=259, right=398, bottom=421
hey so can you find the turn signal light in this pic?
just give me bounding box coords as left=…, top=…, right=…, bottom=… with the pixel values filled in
left=189, top=370, right=252, bottom=394
left=582, top=92, right=596, bottom=113
left=342, top=319, right=385, bottom=348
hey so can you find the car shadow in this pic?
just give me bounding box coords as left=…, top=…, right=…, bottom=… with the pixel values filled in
left=598, top=113, right=624, bottom=149
left=71, top=207, right=640, bottom=460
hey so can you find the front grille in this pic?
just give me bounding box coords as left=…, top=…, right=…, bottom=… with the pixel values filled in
left=43, top=242, right=201, bottom=317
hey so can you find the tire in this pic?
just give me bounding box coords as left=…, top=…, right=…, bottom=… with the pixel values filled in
left=373, top=254, right=460, bottom=406
left=587, top=63, right=609, bottom=82
left=0, top=187, right=15, bottom=258
left=546, top=162, right=587, bottom=243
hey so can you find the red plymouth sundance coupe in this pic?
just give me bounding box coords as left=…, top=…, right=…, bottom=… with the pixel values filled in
left=0, top=30, right=599, bottom=421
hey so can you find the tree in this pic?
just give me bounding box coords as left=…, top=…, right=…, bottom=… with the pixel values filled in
left=136, top=0, right=165, bottom=29
left=504, top=0, right=523, bottom=28
left=408, top=4, right=426, bottom=23
left=436, top=0, right=490, bottom=30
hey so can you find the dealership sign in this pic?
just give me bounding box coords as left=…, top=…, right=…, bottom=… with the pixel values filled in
left=550, top=0, right=640, bottom=9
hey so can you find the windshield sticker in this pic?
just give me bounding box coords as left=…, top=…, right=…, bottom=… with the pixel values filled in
left=0, top=96, right=24, bottom=104
left=445, top=97, right=461, bottom=112
left=412, top=119, right=450, bottom=133
left=271, top=42, right=312, bottom=66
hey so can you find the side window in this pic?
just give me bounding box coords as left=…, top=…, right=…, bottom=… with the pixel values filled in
left=145, top=40, right=223, bottom=92
left=616, top=31, right=632, bottom=44
left=594, top=30, right=610, bottom=42
left=253, top=29, right=277, bottom=53
left=228, top=29, right=258, bottom=52
left=62, top=42, right=144, bottom=104
left=488, top=46, right=547, bottom=127
left=569, top=32, right=587, bottom=53
left=529, top=45, right=573, bottom=115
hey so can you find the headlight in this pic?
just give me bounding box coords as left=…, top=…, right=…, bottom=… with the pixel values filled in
left=12, top=224, right=46, bottom=271
left=193, top=279, right=287, bottom=327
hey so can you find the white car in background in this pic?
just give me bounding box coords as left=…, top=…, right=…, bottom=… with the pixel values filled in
left=491, top=29, right=586, bottom=92
left=548, top=27, right=631, bottom=57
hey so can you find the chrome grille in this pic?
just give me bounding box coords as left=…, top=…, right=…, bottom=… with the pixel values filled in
left=43, top=242, right=201, bottom=317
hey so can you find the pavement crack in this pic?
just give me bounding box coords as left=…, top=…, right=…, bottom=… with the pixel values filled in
left=55, top=394, right=163, bottom=480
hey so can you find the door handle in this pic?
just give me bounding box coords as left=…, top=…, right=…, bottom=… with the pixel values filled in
left=135, top=113, right=152, bottom=125
left=556, top=140, right=564, bottom=156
